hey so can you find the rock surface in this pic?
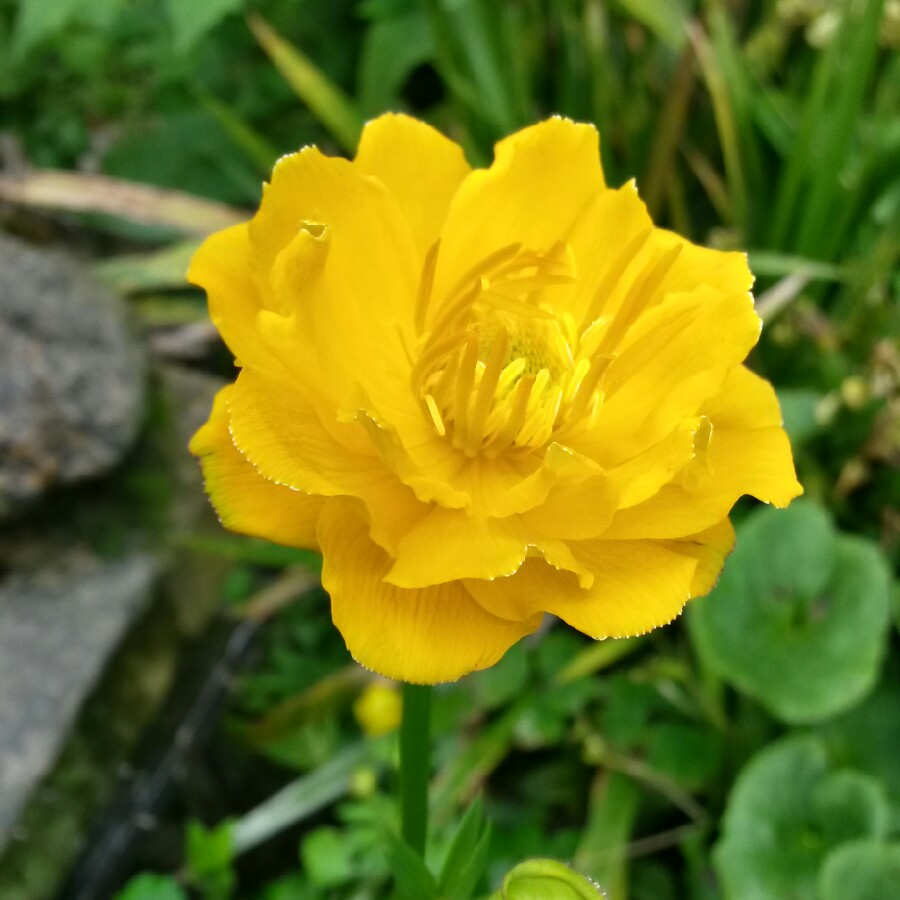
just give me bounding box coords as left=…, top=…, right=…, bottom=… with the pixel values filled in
left=0, top=234, right=145, bottom=520
left=0, top=552, right=158, bottom=850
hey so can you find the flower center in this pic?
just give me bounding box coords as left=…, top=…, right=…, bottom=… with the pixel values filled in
left=411, top=241, right=608, bottom=458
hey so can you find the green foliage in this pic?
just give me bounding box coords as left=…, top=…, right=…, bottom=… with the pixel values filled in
left=689, top=501, right=892, bottom=723
left=818, top=841, right=900, bottom=900
left=114, top=874, right=187, bottom=900
left=185, top=820, right=236, bottom=899
left=715, top=735, right=891, bottom=900
left=2, top=0, right=897, bottom=898
left=165, top=0, right=244, bottom=54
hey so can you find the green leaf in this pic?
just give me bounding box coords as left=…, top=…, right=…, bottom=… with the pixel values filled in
left=383, top=827, right=439, bottom=900
left=688, top=501, right=891, bottom=723
left=12, top=0, right=83, bottom=57
left=573, top=772, right=641, bottom=897
left=818, top=662, right=900, bottom=830
left=186, top=820, right=236, bottom=899
left=714, top=735, right=891, bottom=900
left=301, top=827, right=354, bottom=887
left=611, top=0, right=687, bottom=51
left=439, top=794, right=491, bottom=899
left=247, top=13, right=363, bottom=153
left=232, top=741, right=375, bottom=854
left=114, top=874, right=187, bottom=900
left=357, top=6, right=434, bottom=115
left=165, top=0, right=243, bottom=54
left=819, top=841, right=900, bottom=900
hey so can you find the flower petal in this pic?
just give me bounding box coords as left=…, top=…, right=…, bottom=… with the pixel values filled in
left=433, top=117, right=604, bottom=302
left=466, top=537, right=703, bottom=639
left=189, top=387, right=323, bottom=548
left=385, top=507, right=529, bottom=588
left=320, top=501, right=542, bottom=683
left=355, top=113, right=471, bottom=259
left=585, top=287, right=761, bottom=464
left=605, top=428, right=802, bottom=541
left=188, top=223, right=265, bottom=366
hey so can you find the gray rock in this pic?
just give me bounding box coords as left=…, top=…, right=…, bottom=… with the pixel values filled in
left=0, top=234, right=145, bottom=519
left=0, top=552, right=157, bottom=851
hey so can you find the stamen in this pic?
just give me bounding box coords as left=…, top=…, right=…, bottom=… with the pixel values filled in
left=464, top=327, right=508, bottom=457
left=415, top=240, right=441, bottom=333
left=484, top=375, right=535, bottom=457
left=582, top=226, right=652, bottom=323
left=452, top=338, right=479, bottom=448
left=424, top=393, right=446, bottom=436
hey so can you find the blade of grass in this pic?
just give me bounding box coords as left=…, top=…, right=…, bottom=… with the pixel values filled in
left=194, top=88, right=279, bottom=175
left=641, top=47, right=695, bottom=219
left=247, top=12, right=363, bottom=154
left=0, top=170, right=245, bottom=234
left=794, top=0, right=885, bottom=257
left=232, top=740, right=384, bottom=854
left=93, top=240, right=202, bottom=294
left=688, top=21, right=748, bottom=231
left=573, top=771, right=642, bottom=899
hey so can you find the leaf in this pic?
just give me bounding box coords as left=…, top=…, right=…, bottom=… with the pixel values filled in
left=819, top=841, right=900, bottom=900
left=688, top=501, right=892, bottom=723
left=301, top=827, right=354, bottom=887
left=114, top=874, right=187, bottom=900
left=383, top=827, right=439, bottom=900
left=186, top=820, right=236, bottom=899
left=93, top=240, right=201, bottom=294
left=247, top=13, right=363, bottom=153
left=357, top=6, right=434, bottom=115
left=12, top=0, right=83, bottom=57
left=231, top=741, right=376, bottom=854
left=0, top=170, right=245, bottom=235
left=573, top=772, right=641, bottom=898
left=714, top=735, right=891, bottom=900
left=439, top=794, right=492, bottom=899
left=165, top=0, right=244, bottom=54
left=611, top=0, right=688, bottom=51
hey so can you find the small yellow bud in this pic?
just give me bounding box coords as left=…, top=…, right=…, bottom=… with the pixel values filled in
left=353, top=681, right=402, bottom=737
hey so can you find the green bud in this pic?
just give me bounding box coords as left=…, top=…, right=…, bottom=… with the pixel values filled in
left=490, top=859, right=606, bottom=899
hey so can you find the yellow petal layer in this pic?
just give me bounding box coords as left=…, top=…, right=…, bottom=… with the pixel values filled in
left=355, top=113, right=471, bottom=259
left=466, top=537, right=706, bottom=639
left=320, top=501, right=542, bottom=684
left=189, top=387, right=323, bottom=549
left=433, top=117, right=604, bottom=304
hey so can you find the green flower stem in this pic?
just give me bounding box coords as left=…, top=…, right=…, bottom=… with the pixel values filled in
left=399, top=683, right=432, bottom=856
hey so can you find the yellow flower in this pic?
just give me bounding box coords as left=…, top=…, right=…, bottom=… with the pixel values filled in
left=189, top=115, right=802, bottom=684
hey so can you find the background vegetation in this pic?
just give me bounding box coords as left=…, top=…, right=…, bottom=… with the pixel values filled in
left=1, top=0, right=898, bottom=897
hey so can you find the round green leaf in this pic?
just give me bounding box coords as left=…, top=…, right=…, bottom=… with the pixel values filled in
left=818, top=662, right=900, bottom=830
left=819, top=841, right=900, bottom=900
left=714, top=735, right=891, bottom=900
left=688, top=501, right=891, bottom=723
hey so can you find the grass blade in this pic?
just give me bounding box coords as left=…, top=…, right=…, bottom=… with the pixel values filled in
left=247, top=12, right=363, bottom=154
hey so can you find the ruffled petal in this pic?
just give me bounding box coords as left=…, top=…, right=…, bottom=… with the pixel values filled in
left=602, top=368, right=802, bottom=540
left=248, top=147, right=420, bottom=397
left=188, top=223, right=266, bottom=367
left=189, top=387, right=323, bottom=549
left=385, top=507, right=529, bottom=588
left=355, top=113, right=471, bottom=260
left=585, top=287, right=761, bottom=464
left=320, top=501, right=542, bottom=683
left=433, top=117, right=605, bottom=303
left=466, top=537, right=703, bottom=639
